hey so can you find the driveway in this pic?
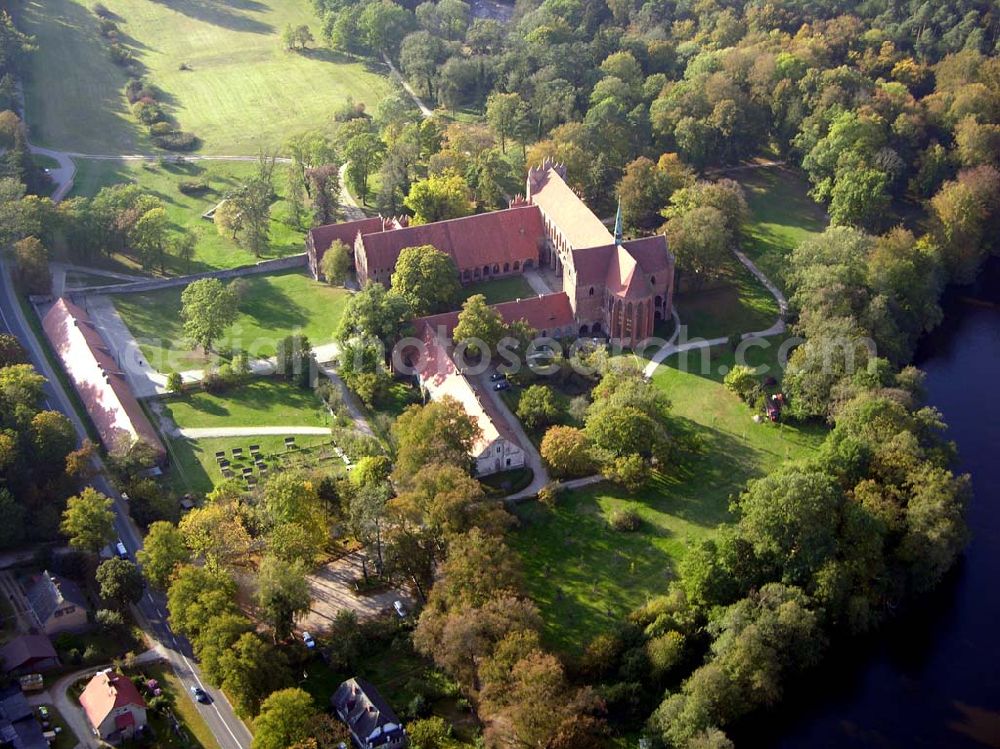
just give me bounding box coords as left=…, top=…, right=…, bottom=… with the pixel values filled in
left=299, top=552, right=412, bottom=632
left=470, top=371, right=550, bottom=500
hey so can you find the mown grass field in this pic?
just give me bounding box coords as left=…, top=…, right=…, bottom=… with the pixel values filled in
left=115, top=270, right=349, bottom=370
left=70, top=158, right=306, bottom=275
left=21, top=0, right=394, bottom=154
left=739, top=165, right=828, bottom=283
left=459, top=275, right=536, bottom=305
left=161, top=378, right=332, bottom=429
left=673, top=257, right=779, bottom=341
left=163, top=431, right=334, bottom=495
left=511, top=338, right=827, bottom=655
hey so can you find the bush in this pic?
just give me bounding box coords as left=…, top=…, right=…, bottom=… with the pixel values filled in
left=154, top=131, right=199, bottom=151
left=93, top=2, right=113, bottom=17
left=723, top=365, right=759, bottom=402
left=609, top=508, right=641, bottom=532
left=124, top=78, right=144, bottom=103
left=108, top=42, right=133, bottom=66
left=646, top=630, right=685, bottom=678
left=406, top=693, right=430, bottom=720
left=408, top=716, right=451, bottom=749
left=132, top=100, right=163, bottom=125
left=605, top=454, right=651, bottom=492
left=201, top=371, right=229, bottom=395
left=148, top=121, right=172, bottom=136
left=537, top=482, right=562, bottom=507
left=165, top=371, right=183, bottom=393
left=178, top=180, right=210, bottom=195
left=83, top=644, right=101, bottom=663
left=98, top=18, right=118, bottom=37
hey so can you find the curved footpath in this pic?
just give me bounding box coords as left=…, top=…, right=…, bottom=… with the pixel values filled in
left=643, top=249, right=789, bottom=378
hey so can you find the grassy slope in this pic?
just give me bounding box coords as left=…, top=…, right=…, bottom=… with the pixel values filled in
left=459, top=275, right=536, bottom=305
left=673, top=257, right=779, bottom=341
left=114, top=270, right=349, bottom=370
left=21, top=0, right=393, bottom=153
left=70, top=158, right=306, bottom=275
left=739, top=166, right=828, bottom=284
left=511, top=345, right=826, bottom=654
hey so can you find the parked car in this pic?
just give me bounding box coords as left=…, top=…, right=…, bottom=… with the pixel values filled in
left=115, top=540, right=129, bottom=559
left=302, top=632, right=316, bottom=649
left=190, top=686, right=210, bottom=704
left=494, top=380, right=511, bottom=391
left=490, top=372, right=506, bottom=381
left=393, top=600, right=408, bottom=618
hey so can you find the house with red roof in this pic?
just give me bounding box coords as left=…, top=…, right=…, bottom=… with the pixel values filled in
left=79, top=669, right=147, bottom=742
left=41, top=298, right=166, bottom=464
left=308, top=160, right=674, bottom=347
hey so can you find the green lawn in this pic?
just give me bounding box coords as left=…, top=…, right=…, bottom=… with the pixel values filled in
left=673, top=257, right=779, bottom=342
left=510, top=337, right=826, bottom=654
left=163, top=432, right=336, bottom=495
left=459, top=275, right=536, bottom=305
left=70, top=159, right=306, bottom=275
left=739, top=166, right=828, bottom=284
left=161, top=378, right=332, bottom=429
left=21, top=0, right=394, bottom=154
left=115, top=270, right=349, bottom=371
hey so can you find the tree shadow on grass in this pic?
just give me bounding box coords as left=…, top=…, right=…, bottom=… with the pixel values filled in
left=237, top=278, right=310, bottom=333
left=164, top=435, right=212, bottom=495
left=513, top=491, right=678, bottom=653
left=148, top=0, right=273, bottom=34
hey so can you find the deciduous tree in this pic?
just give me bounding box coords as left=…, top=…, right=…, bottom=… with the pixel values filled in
left=389, top=245, right=460, bottom=315
left=60, top=488, right=116, bottom=553
left=181, top=278, right=239, bottom=353
left=137, top=521, right=191, bottom=590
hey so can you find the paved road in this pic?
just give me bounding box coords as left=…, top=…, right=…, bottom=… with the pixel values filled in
left=0, top=258, right=252, bottom=749
left=471, top=368, right=551, bottom=500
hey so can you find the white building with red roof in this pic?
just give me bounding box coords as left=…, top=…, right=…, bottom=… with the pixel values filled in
left=78, top=669, right=147, bottom=742
left=41, top=298, right=166, bottom=464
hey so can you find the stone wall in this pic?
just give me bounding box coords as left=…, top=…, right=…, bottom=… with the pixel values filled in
left=70, top=254, right=308, bottom=298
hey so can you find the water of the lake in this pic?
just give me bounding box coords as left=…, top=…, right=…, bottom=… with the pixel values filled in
left=756, top=259, right=1000, bottom=748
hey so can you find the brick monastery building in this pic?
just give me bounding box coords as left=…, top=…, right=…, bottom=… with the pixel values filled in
left=307, top=160, right=676, bottom=475
left=308, top=159, right=676, bottom=345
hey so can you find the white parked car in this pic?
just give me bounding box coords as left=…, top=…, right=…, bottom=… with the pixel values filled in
left=393, top=600, right=407, bottom=618
left=302, top=632, right=316, bottom=649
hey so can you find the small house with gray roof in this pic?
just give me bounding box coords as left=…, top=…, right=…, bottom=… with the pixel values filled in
left=331, top=678, right=407, bottom=749
left=25, top=571, right=89, bottom=635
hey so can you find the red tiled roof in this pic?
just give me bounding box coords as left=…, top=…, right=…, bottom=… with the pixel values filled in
left=528, top=167, right=614, bottom=250
left=80, top=670, right=146, bottom=731
left=571, top=237, right=672, bottom=292
left=621, top=235, right=673, bottom=274
left=308, top=217, right=385, bottom=254
left=606, top=245, right=652, bottom=300
left=42, top=299, right=165, bottom=461
left=414, top=329, right=521, bottom=453
left=359, top=205, right=544, bottom=275
left=415, top=292, right=576, bottom=337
